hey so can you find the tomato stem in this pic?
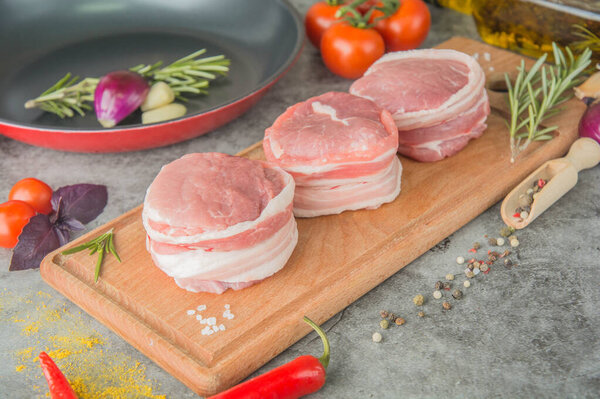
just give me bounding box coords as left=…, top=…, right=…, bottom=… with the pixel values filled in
left=373, top=0, right=401, bottom=22
left=336, top=0, right=375, bottom=28
left=326, top=0, right=344, bottom=5
left=303, top=316, right=330, bottom=370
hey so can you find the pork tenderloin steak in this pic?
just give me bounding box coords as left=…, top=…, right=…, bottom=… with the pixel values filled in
left=142, top=153, right=297, bottom=294
left=350, top=49, right=490, bottom=162
left=263, top=91, right=402, bottom=217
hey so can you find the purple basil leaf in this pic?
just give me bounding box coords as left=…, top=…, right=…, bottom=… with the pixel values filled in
left=9, top=215, right=61, bottom=271
left=54, top=227, right=71, bottom=247
left=60, top=217, right=85, bottom=232
left=52, top=184, right=108, bottom=224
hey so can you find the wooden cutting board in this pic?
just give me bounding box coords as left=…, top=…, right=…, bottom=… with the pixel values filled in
left=40, top=37, right=585, bottom=396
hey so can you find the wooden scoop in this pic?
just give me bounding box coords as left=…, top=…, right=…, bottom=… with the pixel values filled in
left=501, top=137, right=600, bottom=229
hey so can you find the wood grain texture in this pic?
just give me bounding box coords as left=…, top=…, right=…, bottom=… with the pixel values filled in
left=40, top=37, right=585, bottom=396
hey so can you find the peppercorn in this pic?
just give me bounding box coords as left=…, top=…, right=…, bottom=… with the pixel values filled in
left=488, top=237, right=498, bottom=246
left=445, top=274, right=455, bottom=281
left=372, top=332, right=382, bottom=343
left=452, top=289, right=463, bottom=299
left=417, top=311, right=425, bottom=318
left=380, top=310, right=389, bottom=319
left=433, top=290, right=442, bottom=299
left=456, top=256, right=465, bottom=265
left=473, top=242, right=481, bottom=250
left=380, top=319, right=390, bottom=329
left=467, top=263, right=475, bottom=270
left=442, top=301, right=452, bottom=310
left=496, top=237, right=505, bottom=246
left=435, top=281, right=444, bottom=290
left=413, top=294, right=424, bottom=306
left=510, top=239, right=520, bottom=248
left=480, top=264, right=489, bottom=273
left=501, top=249, right=511, bottom=257
left=466, top=270, right=475, bottom=278
left=443, top=282, right=451, bottom=290
left=520, top=211, right=529, bottom=219
left=488, top=254, right=498, bottom=262
left=387, top=313, right=398, bottom=323
left=395, top=317, right=406, bottom=326
left=463, top=280, right=471, bottom=288
left=500, top=226, right=514, bottom=237
left=518, top=193, right=533, bottom=207
left=504, top=259, right=513, bottom=268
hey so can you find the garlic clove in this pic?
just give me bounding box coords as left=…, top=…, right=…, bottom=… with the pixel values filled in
left=574, top=71, right=600, bottom=101
left=141, top=82, right=175, bottom=112
left=142, top=103, right=186, bottom=124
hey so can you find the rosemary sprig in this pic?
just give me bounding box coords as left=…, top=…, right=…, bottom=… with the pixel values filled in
left=25, top=49, right=230, bottom=118
left=506, top=44, right=592, bottom=162
left=571, top=24, right=600, bottom=54
left=62, top=228, right=120, bottom=282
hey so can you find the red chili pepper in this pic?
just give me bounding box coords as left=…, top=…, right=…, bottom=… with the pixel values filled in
left=38, top=351, right=78, bottom=399
left=513, top=212, right=521, bottom=218
left=208, top=316, right=330, bottom=399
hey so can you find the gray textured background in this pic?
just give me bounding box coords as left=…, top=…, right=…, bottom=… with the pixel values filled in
left=1, top=1, right=599, bottom=398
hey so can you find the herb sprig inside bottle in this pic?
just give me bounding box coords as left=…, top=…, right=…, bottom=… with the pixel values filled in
left=505, top=44, right=591, bottom=163
left=24, top=49, right=230, bottom=120
left=62, top=228, right=120, bottom=282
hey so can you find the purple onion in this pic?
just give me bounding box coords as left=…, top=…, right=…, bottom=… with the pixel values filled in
left=94, top=70, right=149, bottom=128
left=579, top=101, right=600, bottom=144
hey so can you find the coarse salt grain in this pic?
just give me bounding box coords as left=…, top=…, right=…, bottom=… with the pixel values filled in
left=464, top=280, right=471, bottom=288
left=372, top=332, right=382, bottom=343
left=212, top=325, right=219, bottom=332
left=200, top=319, right=207, bottom=325
left=489, top=66, right=495, bottom=72
left=207, top=317, right=217, bottom=326
left=433, top=290, right=442, bottom=299
left=196, top=314, right=203, bottom=321
left=224, top=304, right=230, bottom=309
left=473, top=53, right=479, bottom=60
left=219, top=324, right=226, bottom=331
left=484, top=52, right=491, bottom=61
left=201, top=326, right=213, bottom=336
left=456, top=256, right=465, bottom=265
left=197, top=305, right=207, bottom=312
left=186, top=310, right=195, bottom=316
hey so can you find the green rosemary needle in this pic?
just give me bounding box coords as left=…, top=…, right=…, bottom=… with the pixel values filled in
left=62, top=228, right=121, bottom=282
left=505, top=43, right=591, bottom=163
left=25, top=49, right=230, bottom=118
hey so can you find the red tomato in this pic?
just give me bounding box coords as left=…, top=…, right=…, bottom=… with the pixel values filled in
left=320, top=22, right=385, bottom=79
left=371, top=0, right=431, bottom=51
left=304, top=1, right=344, bottom=48
left=0, top=201, right=36, bottom=248
left=8, top=178, right=53, bottom=215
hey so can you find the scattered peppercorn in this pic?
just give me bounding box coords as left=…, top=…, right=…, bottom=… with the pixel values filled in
left=488, top=237, right=498, bottom=246
left=473, top=242, right=481, bottom=250
left=413, top=294, right=424, bottom=306
left=452, top=289, right=463, bottom=299
left=500, top=226, right=514, bottom=237
left=443, top=282, right=451, bottom=290
left=456, top=256, right=465, bottom=265
left=395, top=317, right=406, bottom=326
left=433, top=290, right=442, bottom=299
left=372, top=332, right=382, bottom=343
left=467, top=263, right=475, bottom=270
left=504, top=259, right=513, bottom=268
left=445, top=274, right=455, bottom=281
left=387, top=313, right=398, bottom=323
left=380, top=310, right=389, bottom=319
left=480, top=264, right=489, bottom=273
left=442, top=301, right=452, bottom=310
left=435, top=281, right=444, bottom=290
left=501, top=249, right=511, bottom=257
left=496, top=237, right=505, bottom=246
left=466, top=270, right=475, bottom=278
left=510, top=239, right=520, bottom=248
left=417, top=311, right=425, bottom=318
left=380, top=319, right=390, bottom=329
left=463, top=280, right=471, bottom=288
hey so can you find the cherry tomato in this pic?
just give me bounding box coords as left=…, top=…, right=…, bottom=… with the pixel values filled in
left=371, top=0, right=431, bottom=51
left=9, top=178, right=53, bottom=215
left=320, top=22, right=385, bottom=79
left=304, top=1, right=345, bottom=48
left=0, top=201, right=36, bottom=248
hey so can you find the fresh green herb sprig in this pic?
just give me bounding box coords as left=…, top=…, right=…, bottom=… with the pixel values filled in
left=24, top=49, right=230, bottom=118
left=62, top=228, right=120, bottom=282
left=505, top=44, right=592, bottom=162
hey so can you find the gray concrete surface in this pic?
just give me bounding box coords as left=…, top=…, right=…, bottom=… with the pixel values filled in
left=1, top=1, right=599, bottom=398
